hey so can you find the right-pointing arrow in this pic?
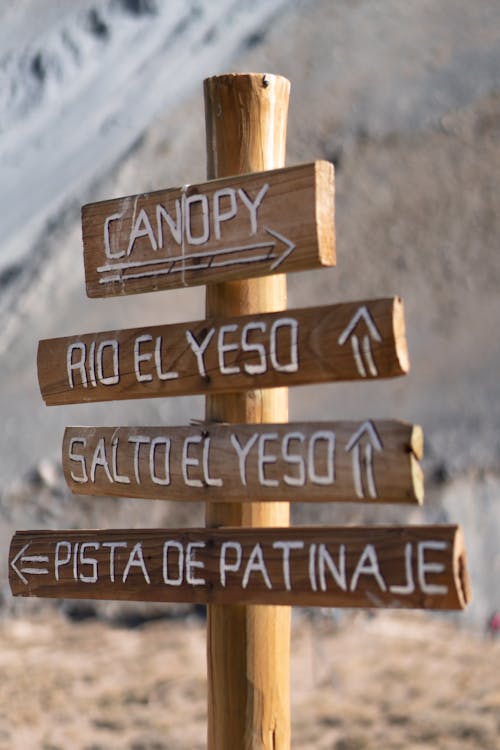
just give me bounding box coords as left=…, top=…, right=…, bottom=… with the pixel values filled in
left=345, top=421, right=384, bottom=499
left=266, top=227, right=296, bottom=270
left=96, top=226, right=296, bottom=284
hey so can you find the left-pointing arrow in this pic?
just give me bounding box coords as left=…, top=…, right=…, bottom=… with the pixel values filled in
left=10, top=543, right=49, bottom=585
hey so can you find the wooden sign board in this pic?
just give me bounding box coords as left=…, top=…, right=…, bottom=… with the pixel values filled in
left=63, top=420, right=423, bottom=504
left=82, top=161, right=335, bottom=297
left=38, top=297, right=408, bottom=406
left=9, top=526, right=470, bottom=610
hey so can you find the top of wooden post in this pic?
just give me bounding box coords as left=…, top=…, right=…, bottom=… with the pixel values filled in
left=204, top=73, right=290, bottom=179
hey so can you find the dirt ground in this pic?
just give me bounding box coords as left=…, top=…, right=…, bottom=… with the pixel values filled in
left=0, top=609, right=497, bottom=749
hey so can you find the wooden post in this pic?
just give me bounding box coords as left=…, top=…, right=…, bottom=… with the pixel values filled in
left=204, top=73, right=291, bottom=749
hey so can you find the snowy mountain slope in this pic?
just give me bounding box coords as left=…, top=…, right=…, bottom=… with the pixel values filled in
left=0, top=0, right=287, bottom=286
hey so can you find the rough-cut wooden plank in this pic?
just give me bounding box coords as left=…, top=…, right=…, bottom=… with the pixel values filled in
left=62, top=420, right=423, bottom=505
left=37, top=297, right=409, bottom=405
left=9, top=525, right=471, bottom=610
left=82, top=161, right=335, bottom=297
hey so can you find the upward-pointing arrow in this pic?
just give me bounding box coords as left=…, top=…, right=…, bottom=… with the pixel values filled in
left=338, top=306, right=382, bottom=377
left=345, top=421, right=383, bottom=499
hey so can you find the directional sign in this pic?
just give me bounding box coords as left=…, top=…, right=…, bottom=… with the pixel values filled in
left=62, top=420, right=423, bottom=504
left=9, top=526, right=470, bottom=610
left=37, top=297, right=408, bottom=406
left=82, top=161, right=335, bottom=297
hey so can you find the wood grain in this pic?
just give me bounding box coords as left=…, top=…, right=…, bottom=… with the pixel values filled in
left=82, top=161, right=334, bottom=297
left=9, top=525, right=470, bottom=610
left=203, top=72, right=291, bottom=750
left=62, top=420, right=423, bottom=504
left=37, top=297, right=408, bottom=405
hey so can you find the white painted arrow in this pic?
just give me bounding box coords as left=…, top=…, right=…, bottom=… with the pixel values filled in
left=345, top=421, right=383, bottom=499
left=10, top=543, right=49, bottom=585
left=337, top=306, right=382, bottom=377
left=266, top=227, right=296, bottom=270
left=97, top=226, right=296, bottom=285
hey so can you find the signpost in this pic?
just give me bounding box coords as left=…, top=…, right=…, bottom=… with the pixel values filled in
left=202, top=73, right=293, bottom=750
left=11, top=73, right=471, bottom=750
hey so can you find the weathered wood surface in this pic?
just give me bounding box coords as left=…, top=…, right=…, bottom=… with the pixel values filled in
left=37, top=297, right=409, bottom=405
left=82, top=160, right=335, bottom=297
left=63, top=420, right=423, bottom=504
left=9, top=525, right=470, bottom=610
left=203, top=72, right=292, bottom=750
